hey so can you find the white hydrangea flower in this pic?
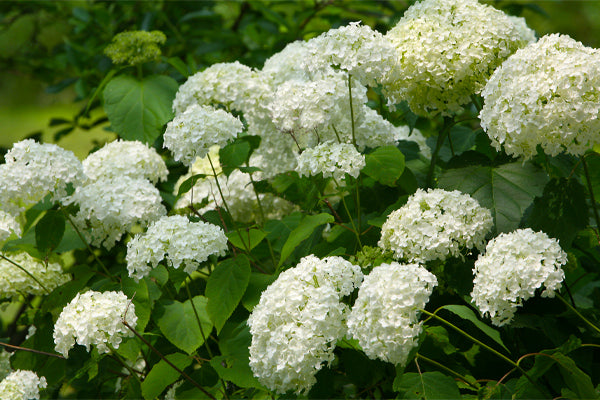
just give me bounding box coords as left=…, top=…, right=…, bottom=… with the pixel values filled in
left=0, top=350, right=12, bottom=381
left=53, top=290, right=137, bottom=358
left=0, top=140, right=85, bottom=215
left=164, top=104, right=243, bottom=166
left=480, top=34, right=600, bottom=159
left=379, top=188, right=493, bottom=263
left=347, top=262, right=437, bottom=365
left=262, top=40, right=313, bottom=85
left=248, top=255, right=362, bottom=394
left=83, top=139, right=168, bottom=183
left=302, top=21, right=400, bottom=87
left=296, top=142, right=365, bottom=182
left=64, top=177, right=166, bottom=249
left=384, top=0, right=535, bottom=116
left=268, top=70, right=368, bottom=148
left=0, top=252, right=70, bottom=299
left=0, top=211, right=21, bottom=245
left=246, top=119, right=299, bottom=178
left=172, top=61, right=272, bottom=120
left=126, top=215, right=228, bottom=281
left=0, top=370, right=47, bottom=400
left=471, top=229, right=567, bottom=326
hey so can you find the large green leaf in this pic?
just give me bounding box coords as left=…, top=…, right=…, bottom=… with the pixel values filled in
left=363, top=146, right=405, bottom=186
left=121, top=277, right=152, bottom=331
left=441, top=304, right=509, bottom=352
left=206, top=255, right=251, bottom=333
left=155, top=296, right=213, bottom=354
left=438, top=161, right=548, bottom=234
left=219, top=135, right=261, bottom=176
left=227, top=228, right=266, bottom=251
left=35, top=210, right=65, bottom=255
left=103, top=75, right=178, bottom=144
left=278, top=213, right=334, bottom=266
left=394, top=372, right=461, bottom=399
left=141, top=353, right=192, bottom=400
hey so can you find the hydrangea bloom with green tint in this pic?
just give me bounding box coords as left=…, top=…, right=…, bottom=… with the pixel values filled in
left=104, top=30, right=166, bottom=65
left=296, top=142, right=365, bottom=182
left=0, top=370, right=46, bottom=400
left=0, top=252, right=70, bottom=299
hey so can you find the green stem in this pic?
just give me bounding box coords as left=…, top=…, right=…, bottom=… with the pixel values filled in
left=333, top=178, right=362, bottom=248
left=556, top=293, right=600, bottom=335
left=109, top=345, right=141, bottom=383
left=426, top=117, right=453, bottom=188
left=0, top=254, right=49, bottom=294
left=416, top=353, right=478, bottom=388
left=581, top=155, right=600, bottom=233
left=348, top=74, right=357, bottom=148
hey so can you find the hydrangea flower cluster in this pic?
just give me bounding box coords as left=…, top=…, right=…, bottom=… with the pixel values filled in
left=0, top=139, right=85, bottom=215
left=471, top=229, right=567, bottom=326
left=0, top=252, right=70, bottom=299
left=248, top=255, right=362, bottom=394
left=0, top=211, right=21, bottom=245
left=104, top=30, right=166, bottom=65
left=0, top=370, right=47, bottom=400
left=384, top=0, right=535, bottom=116
left=347, top=262, right=437, bottom=365
left=164, top=104, right=243, bottom=166
left=296, top=142, right=365, bottom=182
left=379, top=188, right=493, bottom=263
left=302, top=21, right=400, bottom=87
left=480, top=34, right=600, bottom=159
left=54, top=290, right=137, bottom=358
left=126, top=215, right=228, bottom=281
left=83, top=139, right=168, bottom=183
left=64, top=176, right=166, bottom=249
left=0, top=350, right=11, bottom=381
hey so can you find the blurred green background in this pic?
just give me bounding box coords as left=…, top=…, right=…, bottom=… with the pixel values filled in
left=1, top=0, right=598, bottom=159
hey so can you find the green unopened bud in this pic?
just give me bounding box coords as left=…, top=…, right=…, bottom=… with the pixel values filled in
left=104, top=30, right=166, bottom=65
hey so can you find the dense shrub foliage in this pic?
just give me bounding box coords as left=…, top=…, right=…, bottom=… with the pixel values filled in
left=1, top=1, right=600, bottom=399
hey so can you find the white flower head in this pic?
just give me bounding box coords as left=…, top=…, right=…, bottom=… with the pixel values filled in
left=64, top=177, right=166, bottom=249
left=53, top=290, right=137, bottom=358
left=0, top=350, right=12, bottom=381
left=262, top=40, right=314, bottom=86
left=0, top=370, right=47, bottom=400
left=164, top=104, right=243, bottom=166
left=384, top=0, right=535, bottom=116
left=0, top=211, right=21, bottom=245
left=0, top=252, right=70, bottom=300
left=0, top=140, right=84, bottom=215
left=347, top=262, right=437, bottom=365
left=296, top=142, right=365, bottom=182
left=126, top=215, right=228, bottom=281
left=480, top=34, right=600, bottom=159
left=248, top=255, right=362, bottom=394
left=83, top=139, right=168, bottom=183
left=471, top=228, right=567, bottom=326
left=379, top=188, right=493, bottom=263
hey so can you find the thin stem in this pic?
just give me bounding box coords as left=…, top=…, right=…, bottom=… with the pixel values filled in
left=333, top=178, right=362, bottom=248
left=0, top=341, right=65, bottom=359
left=348, top=74, right=357, bottom=148
left=108, top=345, right=141, bottom=383
left=416, top=353, right=478, bottom=388
left=582, top=155, right=600, bottom=234
left=120, top=320, right=215, bottom=400
left=426, top=117, right=453, bottom=188
left=0, top=254, right=49, bottom=294
left=556, top=293, right=600, bottom=335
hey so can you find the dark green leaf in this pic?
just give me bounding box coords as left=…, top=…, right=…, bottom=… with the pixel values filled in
left=278, top=213, right=334, bottom=266
left=35, top=210, right=66, bottom=255
left=394, top=371, right=461, bottom=399
left=206, top=255, right=251, bottom=333
left=219, top=136, right=261, bottom=176
left=241, top=273, right=276, bottom=312
left=141, top=353, right=192, bottom=400
left=441, top=305, right=509, bottom=352
left=177, top=174, right=209, bottom=196
left=363, top=146, right=406, bottom=186
left=227, top=228, right=266, bottom=251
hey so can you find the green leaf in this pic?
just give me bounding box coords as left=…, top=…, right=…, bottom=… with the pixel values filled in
left=394, top=371, right=461, bottom=399
left=278, top=213, right=334, bottom=266
left=227, top=228, right=266, bottom=251
left=155, top=296, right=213, bottom=354
left=438, top=161, right=548, bottom=234
left=219, top=136, right=261, bottom=176
left=241, top=272, right=276, bottom=312
left=553, top=352, right=598, bottom=399
left=441, top=305, right=509, bottom=352
left=177, top=174, right=209, bottom=196
left=206, top=255, right=251, bottom=333
left=121, top=277, right=152, bottom=331
left=363, top=146, right=406, bottom=186
left=527, top=178, right=588, bottom=248
left=35, top=210, right=65, bottom=255
left=141, top=353, right=192, bottom=400
left=103, top=75, right=178, bottom=144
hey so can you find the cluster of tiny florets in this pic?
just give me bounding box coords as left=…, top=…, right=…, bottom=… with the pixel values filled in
left=248, top=255, right=362, bottom=394
left=64, top=177, right=166, bottom=249
left=296, top=142, right=365, bottom=182
left=53, top=290, right=137, bottom=358
left=471, top=228, right=567, bottom=326
left=126, top=215, right=228, bottom=281
left=83, top=139, right=168, bottom=183
left=0, top=370, right=47, bottom=400
left=347, top=262, right=437, bottom=365
left=104, top=30, right=166, bottom=65
left=164, top=104, right=243, bottom=166
left=384, top=0, right=535, bottom=116
left=0, top=211, right=21, bottom=245
left=480, top=34, right=600, bottom=159
left=0, top=140, right=84, bottom=215
left=379, top=188, right=493, bottom=263
left=0, top=252, right=70, bottom=299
